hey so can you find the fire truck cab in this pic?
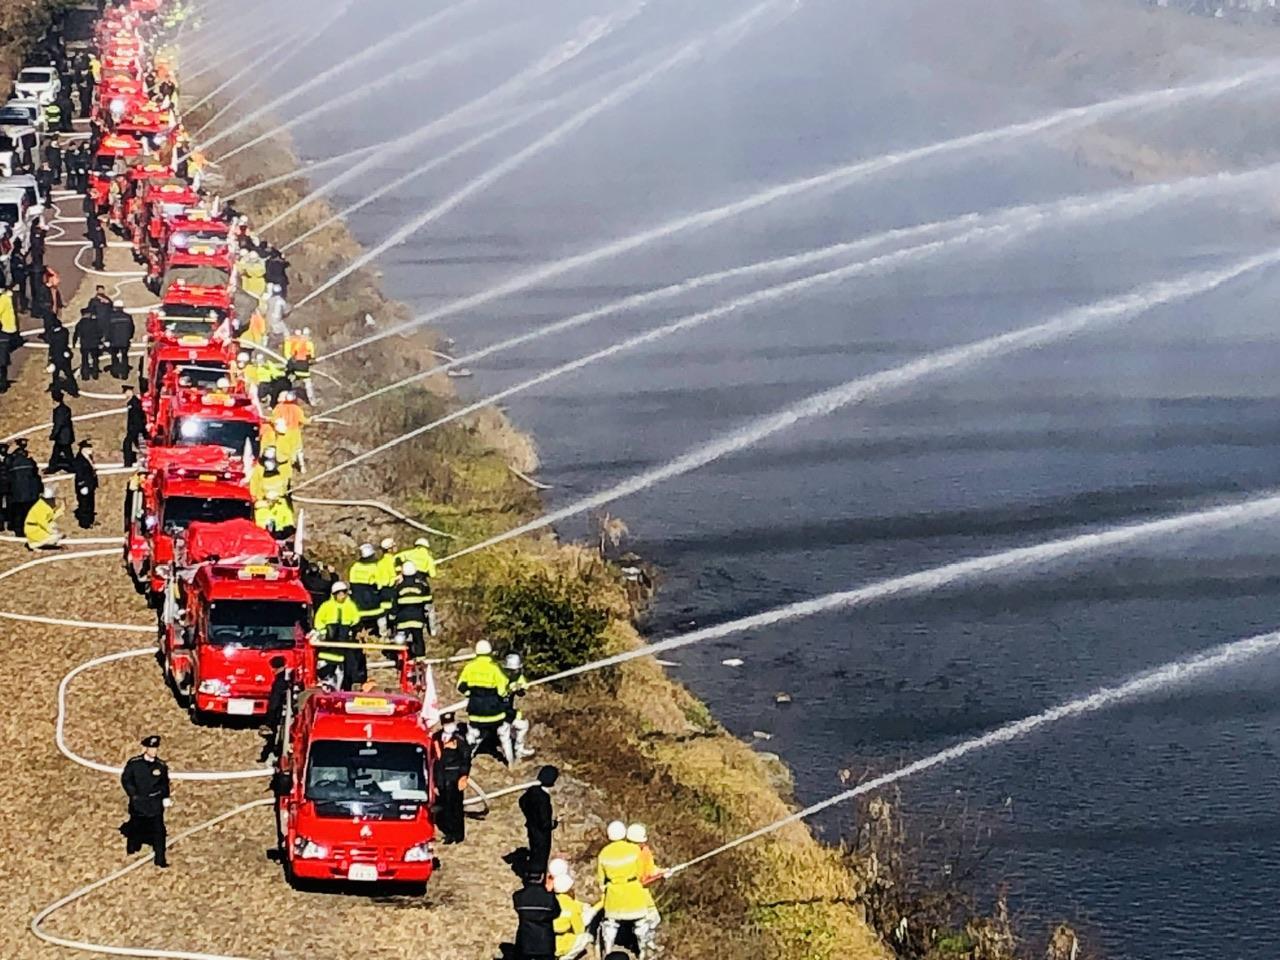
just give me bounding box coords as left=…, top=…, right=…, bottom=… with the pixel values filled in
left=150, top=223, right=231, bottom=295
left=125, top=446, right=255, bottom=601
left=135, top=179, right=198, bottom=262
left=275, top=690, right=438, bottom=888
left=152, top=384, right=261, bottom=455
left=88, top=134, right=143, bottom=213
left=161, top=518, right=312, bottom=722
left=141, top=336, right=237, bottom=426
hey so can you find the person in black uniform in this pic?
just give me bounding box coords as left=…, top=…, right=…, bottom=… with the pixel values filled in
left=391, top=561, right=432, bottom=660
left=512, top=872, right=560, bottom=960
left=121, top=384, right=146, bottom=467
left=120, top=734, right=170, bottom=867
left=45, top=139, right=62, bottom=187
left=73, top=303, right=103, bottom=379
left=0, top=442, right=9, bottom=521
left=6, top=439, right=40, bottom=534
left=71, top=440, right=97, bottom=528
left=0, top=328, right=10, bottom=393
left=86, top=213, right=107, bottom=272
left=9, top=246, right=29, bottom=314
left=430, top=712, right=470, bottom=844
left=258, top=656, right=290, bottom=763
left=47, top=391, right=75, bottom=473
left=518, top=765, right=559, bottom=879
left=106, top=302, right=134, bottom=379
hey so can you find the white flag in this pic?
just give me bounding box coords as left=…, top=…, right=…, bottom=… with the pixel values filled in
left=422, top=664, right=441, bottom=727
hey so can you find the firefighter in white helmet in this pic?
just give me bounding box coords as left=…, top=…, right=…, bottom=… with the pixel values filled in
left=503, top=651, right=534, bottom=763
left=597, top=820, right=663, bottom=953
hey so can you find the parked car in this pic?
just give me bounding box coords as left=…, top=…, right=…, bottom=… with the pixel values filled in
left=13, top=66, right=60, bottom=106
left=1, top=99, right=45, bottom=133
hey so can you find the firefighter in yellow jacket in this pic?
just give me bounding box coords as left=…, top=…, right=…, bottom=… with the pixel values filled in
left=551, top=871, right=593, bottom=959
left=596, top=820, right=663, bottom=954
left=24, top=486, right=63, bottom=550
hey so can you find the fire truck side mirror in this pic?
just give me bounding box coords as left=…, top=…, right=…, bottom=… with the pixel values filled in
left=271, top=770, right=293, bottom=797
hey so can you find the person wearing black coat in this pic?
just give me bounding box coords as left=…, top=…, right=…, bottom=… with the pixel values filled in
left=45, top=141, right=62, bottom=187
left=45, top=321, right=78, bottom=397
left=122, top=384, right=146, bottom=467
left=518, top=765, right=559, bottom=879
left=0, top=441, right=10, bottom=518
left=7, top=441, right=41, bottom=534
left=120, top=734, right=170, bottom=867
left=9, top=247, right=28, bottom=313
left=35, top=162, right=54, bottom=202
left=87, top=214, right=107, bottom=271
left=71, top=440, right=96, bottom=528
left=0, top=333, right=10, bottom=393
left=73, top=306, right=104, bottom=379
left=264, top=248, right=290, bottom=297
left=512, top=873, right=560, bottom=960
left=48, top=392, right=75, bottom=473
left=430, top=713, right=472, bottom=844
left=56, top=90, right=73, bottom=133
left=107, top=304, right=134, bottom=379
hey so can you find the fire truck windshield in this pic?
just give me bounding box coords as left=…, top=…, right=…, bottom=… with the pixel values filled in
left=174, top=416, right=259, bottom=453
left=208, top=600, right=306, bottom=649
left=305, top=740, right=429, bottom=816
left=161, top=302, right=228, bottom=322
left=161, top=495, right=253, bottom=532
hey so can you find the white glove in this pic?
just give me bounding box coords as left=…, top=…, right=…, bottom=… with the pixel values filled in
left=78, top=486, right=88, bottom=495
left=162, top=798, right=173, bottom=808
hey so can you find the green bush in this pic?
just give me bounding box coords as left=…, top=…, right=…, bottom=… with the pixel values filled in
left=484, top=571, right=609, bottom=677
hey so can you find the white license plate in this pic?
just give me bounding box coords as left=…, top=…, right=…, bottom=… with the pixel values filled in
left=226, top=699, right=255, bottom=715
left=347, top=863, right=378, bottom=882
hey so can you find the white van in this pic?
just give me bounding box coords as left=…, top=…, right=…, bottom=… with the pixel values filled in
left=0, top=186, right=33, bottom=250
left=0, top=125, right=38, bottom=176
left=14, top=67, right=60, bottom=106
left=2, top=174, right=48, bottom=217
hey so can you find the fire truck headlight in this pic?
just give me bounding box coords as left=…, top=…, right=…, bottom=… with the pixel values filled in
left=295, top=838, right=328, bottom=859
left=197, top=678, right=230, bottom=696
left=404, top=842, right=434, bottom=863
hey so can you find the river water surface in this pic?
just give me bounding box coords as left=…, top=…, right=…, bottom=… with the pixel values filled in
left=237, top=0, right=1280, bottom=954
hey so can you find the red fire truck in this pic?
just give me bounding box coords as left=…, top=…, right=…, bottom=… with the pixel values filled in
left=161, top=518, right=312, bottom=723
left=147, top=213, right=231, bottom=294
left=140, top=335, right=238, bottom=428
left=88, top=134, right=143, bottom=213
left=124, top=445, right=255, bottom=601
left=151, top=383, right=260, bottom=456
left=274, top=690, right=439, bottom=888
left=159, top=246, right=235, bottom=302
